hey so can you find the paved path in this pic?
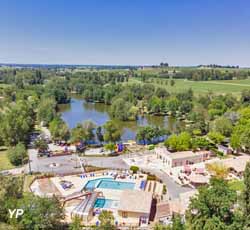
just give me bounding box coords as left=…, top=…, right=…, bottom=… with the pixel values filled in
left=1, top=166, right=25, bottom=175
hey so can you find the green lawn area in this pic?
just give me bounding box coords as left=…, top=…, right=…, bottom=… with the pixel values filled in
left=0, top=83, right=11, bottom=88
left=0, top=148, right=15, bottom=171
left=23, top=175, right=36, bottom=193
left=229, top=180, right=245, bottom=192
left=129, top=78, right=250, bottom=96
left=0, top=222, right=15, bottom=230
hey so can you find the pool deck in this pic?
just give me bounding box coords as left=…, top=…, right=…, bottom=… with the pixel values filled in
left=30, top=170, right=157, bottom=227
left=38, top=171, right=147, bottom=198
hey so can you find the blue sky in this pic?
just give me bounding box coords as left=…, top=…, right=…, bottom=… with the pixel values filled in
left=1, top=0, right=250, bottom=66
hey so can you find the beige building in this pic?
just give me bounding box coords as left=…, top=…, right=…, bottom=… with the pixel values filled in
left=118, top=190, right=153, bottom=226
left=155, top=190, right=197, bottom=219
left=170, top=190, right=197, bottom=215
left=155, top=147, right=211, bottom=168
left=155, top=202, right=171, bottom=221
left=70, top=189, right=153, bottom=226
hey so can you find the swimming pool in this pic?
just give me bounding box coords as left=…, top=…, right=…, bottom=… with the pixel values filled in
left=84, top=178, right=111, bottom=190
left=84, top=178, right=135, bottom=190
left=94, top=198, right=119, bottom=209
left=98, top=180, right=135, bottom=190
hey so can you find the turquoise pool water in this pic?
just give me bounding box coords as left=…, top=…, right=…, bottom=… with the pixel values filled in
left=94, top=198, right=119, bottom=209
left=98, top=180, right=135, bottom=190
left=84, top=178, right=111, bottom=190
left=84, top=178, right=135, bottom=190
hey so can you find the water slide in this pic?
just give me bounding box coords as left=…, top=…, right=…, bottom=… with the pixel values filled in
left=71, top=192, right=99, bottom=218
left=63, top=191, right=91, bottom=204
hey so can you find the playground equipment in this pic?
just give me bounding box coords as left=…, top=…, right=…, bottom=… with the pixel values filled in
left=116, top=143, right=124, bottom=152
left=76, top=141, right=86, bottom=152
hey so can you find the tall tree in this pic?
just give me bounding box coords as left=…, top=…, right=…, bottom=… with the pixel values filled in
left=165, top=132, right=191, bottom=151
left=8, top=142, right=27, bottom=166
left=98, top=210, right=115, bottom=230
left=82, top=120, right=96, bottom=141
left=242, top=162, right=250, bottom=227
left=17, top=194, right=65, bottom=230
left=1, top=101, right=34, bottom=146
left=212, top=117, right=233, bottom=137
left=186, top=178, right=237, bottom=230
left=207, top=131, right=225, bottom=144
left=96, top=126, right=104, bottom=143
left=49, top=117, right=70, bottom=142
left=103, top=121, right=121, bottom=143
left=37, top=97, right=56, bottom=126
left=70, top=124, right=86, bottom=143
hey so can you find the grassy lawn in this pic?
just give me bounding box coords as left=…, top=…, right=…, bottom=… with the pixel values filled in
left=129, top=78, right=250, bottom=96
left=0, top=83, right=11, bottom=89
left=229, top=180, right=245, bottom=192
left=0, top=148, right=15, bottom=171
left=23, top=175, right=36, bottom=193
left=0, top=222, right=15, bottom=230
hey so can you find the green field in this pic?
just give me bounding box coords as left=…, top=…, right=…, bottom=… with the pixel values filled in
left=0, top=148, right=14, bottom=171
left=129, top=78, right=250, bottom=96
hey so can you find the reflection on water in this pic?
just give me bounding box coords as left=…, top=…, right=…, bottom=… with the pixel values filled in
left=59, top=97, right=181, bottom=141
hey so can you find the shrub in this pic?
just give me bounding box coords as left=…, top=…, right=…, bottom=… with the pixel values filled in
left=130, top=165, right=139, bottom=174
left=148, top=144, right=155, bottom=150
left=104, top=143, right=116, bottom=151
left=163, top=185, right=167, bottom=194
left=147, top=174, right=158, bottom=181
left=8, top=142, right=27, bottom=166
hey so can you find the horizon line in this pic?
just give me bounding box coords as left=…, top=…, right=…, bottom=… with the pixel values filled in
left=0, top=62, right=248, bottom=68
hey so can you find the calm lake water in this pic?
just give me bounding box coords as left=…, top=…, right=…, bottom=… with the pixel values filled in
left=59, top=97, right=180, bottom=141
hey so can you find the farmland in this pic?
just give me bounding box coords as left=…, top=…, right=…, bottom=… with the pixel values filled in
left=129, top=78, right=250, bottom=96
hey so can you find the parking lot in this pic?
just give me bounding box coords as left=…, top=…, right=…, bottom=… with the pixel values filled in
left=27, top=149, right=83, bottom=175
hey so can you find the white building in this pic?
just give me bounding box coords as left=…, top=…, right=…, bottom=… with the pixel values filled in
left=155, top=147, right=211, bottom=168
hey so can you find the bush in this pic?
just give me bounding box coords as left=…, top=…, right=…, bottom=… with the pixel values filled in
left=104, top=143, right=116, bottom=152
left=163, top=185, right=167, bottom=194
left=8, top=142, right=28, bottom=166
left=148, top=144, right=155, bottom=150
left=130, top=165, right=139, bottom=174
left=147, top=174, right=158, bottom=181
left=211, top=148, right=224, bottom=157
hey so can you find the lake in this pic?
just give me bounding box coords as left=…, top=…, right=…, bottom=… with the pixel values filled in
left=59, top=97, right=180, bottom=141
